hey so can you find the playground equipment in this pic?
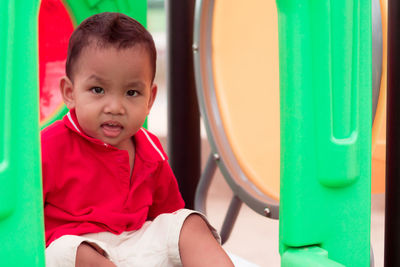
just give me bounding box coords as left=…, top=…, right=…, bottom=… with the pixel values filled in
left=372, top=0, right=387, bottom=195
left=0, top=0, right=389, bottom=265
left=385, top=0, right=400, bottom=265
left=0, top=0, right=146, bottom=265
left=167, top=0, right=201, bottom=210
left=193, top=0, right=280, bottom=244
left=38, top=0, right=73, bottom=129
left=277, top=0, right=371, bottom=265
left=0, top=1, right=45, bottom=265
left=194, top=0, right=375, bottom=265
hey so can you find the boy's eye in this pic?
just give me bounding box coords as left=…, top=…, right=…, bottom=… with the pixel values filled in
left=127, top=90, right=138, bottom=97
left=91, top=87, right=104, bottom=94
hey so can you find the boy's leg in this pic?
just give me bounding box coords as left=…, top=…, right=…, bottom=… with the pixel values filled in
left=75, top=242, right=116, bottom=267
left=179, top=214, right=234, bottom=267
left=45, top=235, right=116, bottom=267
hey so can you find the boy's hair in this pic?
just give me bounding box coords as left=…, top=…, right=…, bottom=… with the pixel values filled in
left=66, top=12, right=157, bottom=83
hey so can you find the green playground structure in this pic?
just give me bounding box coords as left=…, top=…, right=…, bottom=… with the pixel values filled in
left=0, top=0, right=373, bottom=266
left=0, top=1, right=44, bottom=265
left=0, top=0, right=147, bottom=266
left=277, top=0, right=371, bottom=266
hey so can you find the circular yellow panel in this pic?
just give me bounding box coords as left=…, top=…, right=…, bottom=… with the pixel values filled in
left=212, top=0, right=280, bottom=199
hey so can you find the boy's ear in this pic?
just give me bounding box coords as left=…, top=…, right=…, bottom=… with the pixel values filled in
left=147, top=83, right=158, bottom=114
left=60, top=76, right=75, bottom=109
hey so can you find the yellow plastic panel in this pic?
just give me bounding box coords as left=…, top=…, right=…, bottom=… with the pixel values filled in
left=212, top=0, right=280, bottom=199
left=371, top=0, right=387, bottom=194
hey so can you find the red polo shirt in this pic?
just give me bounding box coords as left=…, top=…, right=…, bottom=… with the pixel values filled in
left=41, top=110, right=185, bottom=247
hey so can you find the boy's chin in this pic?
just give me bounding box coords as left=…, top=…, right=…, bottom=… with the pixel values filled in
left=101, top=138, right=130, bottom=149
left=101, top=139, right=116, bottom=146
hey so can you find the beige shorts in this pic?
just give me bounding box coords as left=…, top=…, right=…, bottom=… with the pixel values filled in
left=45, top=209, right=220, bottom=267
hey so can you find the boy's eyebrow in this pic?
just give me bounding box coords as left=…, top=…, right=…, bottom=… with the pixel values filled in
left=86, top=75, right=146, bottom=88
left=86, top=74, right=110, bottom=84
left=126, top=81, right=146, bottom=88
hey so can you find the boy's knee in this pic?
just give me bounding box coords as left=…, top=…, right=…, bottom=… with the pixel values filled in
left=180, top=213, right=217, bottom=245
left=179, top=213, right=233, bottom=266
left=182, top=214, right=210, bottom=232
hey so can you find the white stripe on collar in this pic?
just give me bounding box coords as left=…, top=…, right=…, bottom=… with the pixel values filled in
left=140, top=128, right=165, bottom=161
left=67, top=111, right=82, bottom=133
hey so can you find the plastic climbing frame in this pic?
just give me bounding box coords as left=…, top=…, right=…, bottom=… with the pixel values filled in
left=277, top=0, right=372, bottom=266
left=0, top=1, right=146, bottom=266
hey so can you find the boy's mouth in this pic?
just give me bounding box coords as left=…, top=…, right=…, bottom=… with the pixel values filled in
left=101, top=121, right=123, bottom=137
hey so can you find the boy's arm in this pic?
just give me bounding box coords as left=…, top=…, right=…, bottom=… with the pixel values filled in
left=147, top=161, right=185, bottom=220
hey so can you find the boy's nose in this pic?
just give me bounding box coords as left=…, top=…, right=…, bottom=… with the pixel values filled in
left=104, top=97, right=125, bottom=115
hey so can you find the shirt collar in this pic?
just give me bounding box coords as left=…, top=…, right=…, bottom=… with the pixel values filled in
left=63, top=109, right=107, bottom=147
left=63, top=109, right=167, bottom=162
left=135, top=128, right=168, bottom=162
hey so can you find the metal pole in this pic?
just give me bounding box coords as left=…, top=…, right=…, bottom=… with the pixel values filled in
left=220, top=196, right=242, bottom=245
left=385, top=0, right=400, bottom=265
left=166, top=0, right=200, bottom=209
left=194, top=153, right=218, bottom=214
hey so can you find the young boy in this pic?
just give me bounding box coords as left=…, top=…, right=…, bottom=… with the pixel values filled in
left=42, top=12, right=233, bottom=267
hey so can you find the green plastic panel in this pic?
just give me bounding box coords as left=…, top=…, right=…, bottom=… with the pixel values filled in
left=63, top=0, right=147, bottom=27
left=282, top=246, right=345, bottom=267
left=277, top=0, right=371, bottom=266
left=0, top=1, right=46, bottom=266
left=0, top=1, right=147, bottom=266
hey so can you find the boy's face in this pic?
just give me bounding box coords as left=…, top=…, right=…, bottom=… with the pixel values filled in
left=60, top=44, right=157, bottom=150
